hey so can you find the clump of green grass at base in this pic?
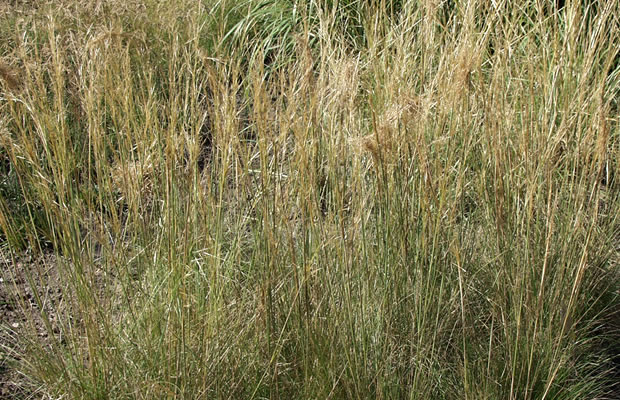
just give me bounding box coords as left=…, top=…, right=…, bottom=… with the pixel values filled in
left=0, top=0, right=618, bottom=398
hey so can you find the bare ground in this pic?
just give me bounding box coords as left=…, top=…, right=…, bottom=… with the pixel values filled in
left=0, top=250, right=65, bottom=400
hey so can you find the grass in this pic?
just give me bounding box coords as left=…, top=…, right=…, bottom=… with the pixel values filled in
left=0, top=0, right=618, bottom=398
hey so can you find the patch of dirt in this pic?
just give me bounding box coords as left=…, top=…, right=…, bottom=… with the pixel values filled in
left=0, top=249, right=65, bottom=399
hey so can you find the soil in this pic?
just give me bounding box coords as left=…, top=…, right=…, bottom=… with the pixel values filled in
left=0, top=249, right=65, bottom=400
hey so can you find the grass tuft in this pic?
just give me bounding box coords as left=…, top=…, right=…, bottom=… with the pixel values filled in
left=0, top=0, right=618, bottom=399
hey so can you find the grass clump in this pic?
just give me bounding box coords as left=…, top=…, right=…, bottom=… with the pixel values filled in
left=0, top=0, right=618, bottom=399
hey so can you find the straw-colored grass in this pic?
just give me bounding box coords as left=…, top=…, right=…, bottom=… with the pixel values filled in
left=0, top=0, right=618, bottom=398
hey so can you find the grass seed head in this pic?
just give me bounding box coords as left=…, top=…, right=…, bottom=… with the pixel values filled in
left=0, top=61, right=20, bottom=91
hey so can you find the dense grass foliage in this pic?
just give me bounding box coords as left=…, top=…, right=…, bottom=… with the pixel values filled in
left=0, top=0, right=618, bottom=398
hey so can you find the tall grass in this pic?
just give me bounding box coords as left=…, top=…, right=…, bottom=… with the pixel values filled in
left=0, top=0, right=618, bottom=398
